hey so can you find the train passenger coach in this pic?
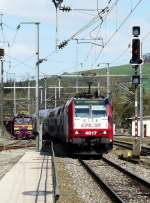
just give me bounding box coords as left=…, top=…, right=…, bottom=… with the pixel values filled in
left=48, top=97, right=113, bottom=154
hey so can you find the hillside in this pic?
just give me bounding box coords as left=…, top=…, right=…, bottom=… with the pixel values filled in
left=2, top=63, right=150, bottom=129
left=75, top=63, right=150, bottom=91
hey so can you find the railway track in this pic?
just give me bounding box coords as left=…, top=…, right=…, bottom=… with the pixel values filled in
left=0, top=139, right=35, bottom=151
left=114, top=140, right=150, bottom=155
left=79, top=157, right=150, bottom=203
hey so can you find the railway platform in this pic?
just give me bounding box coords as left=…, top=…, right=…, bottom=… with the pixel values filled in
left=0, top=150, right=54, bottom=203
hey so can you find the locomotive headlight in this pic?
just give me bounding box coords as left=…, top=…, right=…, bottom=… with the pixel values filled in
left=75, top=130, right=79, bottom=135
left=103, top=131, right=107, bottom=134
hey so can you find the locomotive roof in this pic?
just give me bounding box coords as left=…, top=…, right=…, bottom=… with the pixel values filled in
left=73, top=97, right=110, bottom=105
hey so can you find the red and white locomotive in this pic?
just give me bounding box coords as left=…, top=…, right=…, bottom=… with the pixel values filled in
left=47, top=96, right=113, bottom=154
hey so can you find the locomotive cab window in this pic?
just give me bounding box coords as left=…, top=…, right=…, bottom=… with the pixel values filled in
left=92, top=106, right=106, bottom=117
left=92, top=110, right=106, bottom=117
left=14, top=117, right=32, bottom=124
left=75, top=106, right=89, bottom=117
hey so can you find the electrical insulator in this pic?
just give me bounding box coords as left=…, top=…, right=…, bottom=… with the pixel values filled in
left=61, top=6, right=71, bottom=12
left=58, top=40, right=68, bottom=49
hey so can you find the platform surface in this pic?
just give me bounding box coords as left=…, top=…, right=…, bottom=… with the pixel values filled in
left=0, top=150, right=54, bottom=203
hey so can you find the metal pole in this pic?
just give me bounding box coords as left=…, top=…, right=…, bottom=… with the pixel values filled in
left=140, top=65, right=143, bottom=139
left=44, top=78, right=47, bottom=110
left=76, top=39, right=79, bottom=67
left=52, top=0, right=63, bottom=48
left=28, top=81, right=31, bottom=114
left=140, top=65, right=144, bottom=138
left=97, top=81, right=100, bottom=97
left=56, top=8, right=58, bottom=48
left=132, top=65, right=141, bottom=157
left=58, top=77, right=61, bottom=99
left=35, top=22, right=40, bottom=151
left=140, top=43, right=143, bottom=139
left=133, top=84, right=141, bottom=157
left=55, top=87, right=57, bottom=108
left=13, top=73, right=16, bottom=116
left=40, top=88, right=43, bottom=105
left=75, top=78, right=79, bottom=94
left=107, top=63, right=110, bottom=97
left=0, top=59, right=4, bottom=136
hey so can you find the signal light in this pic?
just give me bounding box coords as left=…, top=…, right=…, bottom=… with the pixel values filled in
left=132, top=26, right=140, bottom=37
left=130, top=38, right=143, bottom=65
left=132, top=75, right=140, bottom=86
left=0, top=48, right=4, bottom=57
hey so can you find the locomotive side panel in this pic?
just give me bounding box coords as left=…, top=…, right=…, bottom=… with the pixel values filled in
left=62, top=106, right=68, bottom=142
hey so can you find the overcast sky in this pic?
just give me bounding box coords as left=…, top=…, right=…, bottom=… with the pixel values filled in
left=0, top=0, right=149, bottom=80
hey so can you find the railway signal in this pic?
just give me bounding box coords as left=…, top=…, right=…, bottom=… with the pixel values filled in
left=130, top=26, right=143, bottom=158
left=0, top=48, right=4, bottom=137
left=130, top=38, right=143, bottom=65
left=130, top=26, right=143, bottom=65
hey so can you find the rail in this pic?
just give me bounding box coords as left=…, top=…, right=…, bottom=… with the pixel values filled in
left=79, top=157, right=150, bottom=202
left=79, top=159, right=124, bottom=203
left=102, top=156, right=150, bottom=188
left=51, top=141, right=60, bottom=202
left=114, top=140, right=150, bottom=155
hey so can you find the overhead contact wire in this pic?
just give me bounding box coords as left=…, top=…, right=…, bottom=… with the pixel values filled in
left=92, top=0, right=144, bottom=66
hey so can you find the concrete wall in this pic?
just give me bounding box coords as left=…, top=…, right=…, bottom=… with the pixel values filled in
left=132, top=118, right=150, bottom=137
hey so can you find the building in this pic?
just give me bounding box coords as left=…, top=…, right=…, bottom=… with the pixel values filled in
left=132, top=116, right=150, bottom=137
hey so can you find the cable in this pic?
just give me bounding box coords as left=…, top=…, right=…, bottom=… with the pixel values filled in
left=110, top=44, right=130, bottom=64
left=3, top=23, right=16, bottom=31
left=44, top=49, right=58, bottom=60
left=71, top=0, right=119, bottom=68
left=75, top=10, right=95, bottom=17
left=62, top=2, right=112, bottom=43
left=142, top=31, right=150, bottom=42
left=0, top=14, right=5, bottom=42
left=11, top=29, right=19, bottom=47
left=58, top=1, right=118, bottom=72
left=5, top=54, right=34, bottom=69
left=92, top=0, right=144, bottom=66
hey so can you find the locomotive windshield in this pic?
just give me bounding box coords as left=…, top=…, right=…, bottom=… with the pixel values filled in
left=92, top=110, right=106, bottom=117
left=75, top=104, right=106, bottom=118
left=75, top=107, right=89, bottom=117
left=14, top=117, right=32, bottom=124
left=92, top=105, right=106, bottom=117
